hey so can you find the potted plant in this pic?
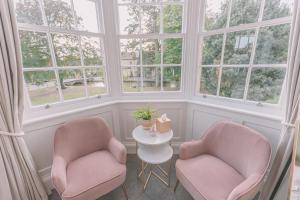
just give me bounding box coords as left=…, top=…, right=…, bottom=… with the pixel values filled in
left=133, top=106, right=158, bottom=130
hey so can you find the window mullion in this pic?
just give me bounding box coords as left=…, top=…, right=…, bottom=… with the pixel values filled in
left=243, top=0, right=266, bottom=101
left=217, top=0, right=233, bottom=97
left=78, top=36, right=89, bottom=97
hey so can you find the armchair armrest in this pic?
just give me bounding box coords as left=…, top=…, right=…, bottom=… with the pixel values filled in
left=108, top=137, right=127, bottom=164
left=51, top=156, right=67, bottom=195
left=228, top=174, right=261, bottom=200
left=179, top=140, right=206, bottom=160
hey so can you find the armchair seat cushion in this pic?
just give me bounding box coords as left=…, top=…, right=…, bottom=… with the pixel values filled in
left=62, top=150, right=126, bottom=200
left=176, top=154, right=245, bottom=200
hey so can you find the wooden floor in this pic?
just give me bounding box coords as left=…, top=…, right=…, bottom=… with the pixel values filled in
left=49, top=155, right=193, bottom=200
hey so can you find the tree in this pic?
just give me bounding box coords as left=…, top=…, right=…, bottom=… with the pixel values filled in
left=122, top=4, right=183, bottom=87
left=201, top=0, right=291, bottom=103
left=17, top=0, right=101, bottom=89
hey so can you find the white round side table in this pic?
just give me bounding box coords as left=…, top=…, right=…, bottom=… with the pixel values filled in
left=132, top=125, right=173, bottom=190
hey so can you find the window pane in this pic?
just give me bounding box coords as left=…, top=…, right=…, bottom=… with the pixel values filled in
left=202, top=34, right=223, bottom=65
left=205, top=0, right=229, bottom=30
left=141, top=5, right=160, bottom=34
left=229, top=0, right=261, bottom=27
left=120, top=39, right=140, bottom=66
left=24, top=71, right=60, bottom=105
left=224, top=30, right=255, bottom=64
left=263, top=0, right=293, bottom=20
left=254, top=24, right=290, bottom=64
left=52, top=33, right=81, bottom=66
left=163, top=66, right=181, bottom=91
left=118, top=5, right=140, bottom=34
left=58, top=69, right=85, bottom=100
left=163, top=38, right=182, bottom=64
left=73, top=0, right=99, bottom=32
left=122, top=67, right=141, bottom=92
left=81, top=36, right=103, bottom=66
left=220, top=67, right=247, bottom=99
left=85, top=68, right=106, bottom=96
left=143, top=67, right=161, bottom=91
left=142, top=39, right=161, bottom=65
left=44, top=0, right=76, bottom=29
left=200, top=67, right=219, bottom=95
left=19, top=31, right=52, bottom=67
left=14, top=0, right=43, bottom=25
left=247, top=67, right=285, bottom=103
left=163, top=4, right=183, bottom=33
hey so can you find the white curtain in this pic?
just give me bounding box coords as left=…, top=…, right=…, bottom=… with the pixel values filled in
left=0, top=1, right=48, bottom=200
left=260, top=0, right=300, bottom=199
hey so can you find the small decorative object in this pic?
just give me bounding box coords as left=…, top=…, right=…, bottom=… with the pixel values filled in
left=156, top=113, right=171, bottom=133
left=133, top=106, right=158, bottom=130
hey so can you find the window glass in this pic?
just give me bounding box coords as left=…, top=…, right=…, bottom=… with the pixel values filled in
left=81, top=36, right=103, bottom=66
left=141, top=5, right=160, bottom=34
left=143, top=67, right=161, bottom=91
left=85, top=68, right=107, bottom=96
left=52, top=33, right=81, bottom=66
left=120, top=39, right=140, bottom=66
left=219, top=67, right=248, bottom=99
left=141, top=39, right=161, bottom=65
left=44, top=0, right=76, bottom=29
left=118, top=5, right=140, bottom=34
left=202, top=34, right=223, bottom=65
left=24, top=71, right=60, bottom=105
left=58, top=69, right=85, bottom=100
left=73, top=0, right=99, bottom=32
left=204, top=0, right=229, bottom=31
left=200, top=67, right=219, bottom=95
left=247, top=68, right=285, bottom=103
left=163, top=38, right=182, bottom=64
left=163, top=4, right=183, bottom=33
left=230, top=0, right=261, bottom=27
left=254, top=24, right=290, bottom=64
left=224, top=30, right=255, bottom=64
left=19, top=31, right=52, bottom=68
left=263, top=0, right=293, bottom=20
left=14, top=0, right=43, bottom=25
left=163, top=66, right=181, bottom=91
left=122, top=67, right=141, bottom=92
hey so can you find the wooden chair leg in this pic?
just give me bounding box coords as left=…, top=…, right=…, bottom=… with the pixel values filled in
left=174, top=179, right=179, bottom=192
left=122, top=184, right=128, bottom=200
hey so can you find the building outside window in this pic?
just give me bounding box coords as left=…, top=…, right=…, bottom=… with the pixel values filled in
left=116, top=0, right=185, bottom=92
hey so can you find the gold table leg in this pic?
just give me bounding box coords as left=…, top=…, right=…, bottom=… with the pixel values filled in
left=139, top=158, right=172, bottom=191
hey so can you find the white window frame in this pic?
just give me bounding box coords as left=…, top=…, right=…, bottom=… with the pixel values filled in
left=115, top=0, right=187, bottom=94
left=196, top=0, right=292, bottom=107
left=17, top=0, right=110, bottom=110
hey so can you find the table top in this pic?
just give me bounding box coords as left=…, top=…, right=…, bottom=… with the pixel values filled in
left=132, top=125, right=173, bottom=146
left=137, top=144, right=173, bottom=164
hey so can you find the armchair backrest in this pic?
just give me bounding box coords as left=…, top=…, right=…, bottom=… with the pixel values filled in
left=54, top=117, right=112, bottom=163
left=203, top=121, right=271, bottom=178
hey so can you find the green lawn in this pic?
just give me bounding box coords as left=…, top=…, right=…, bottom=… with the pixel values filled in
left=29, top=85, right=107, bottom=106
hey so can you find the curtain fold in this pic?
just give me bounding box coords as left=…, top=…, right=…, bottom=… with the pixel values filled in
left=0, top=1, right=48, bottom=200
left=260, top=0, right=300, bottom=199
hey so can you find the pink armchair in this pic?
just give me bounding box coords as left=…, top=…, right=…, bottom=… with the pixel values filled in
left=51, top=117, right=128, bottom=200
left=175, top=121, right=271, bottom=200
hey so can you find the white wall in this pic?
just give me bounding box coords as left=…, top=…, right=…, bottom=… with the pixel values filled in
left=23, top=100, right=282, bottom=193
